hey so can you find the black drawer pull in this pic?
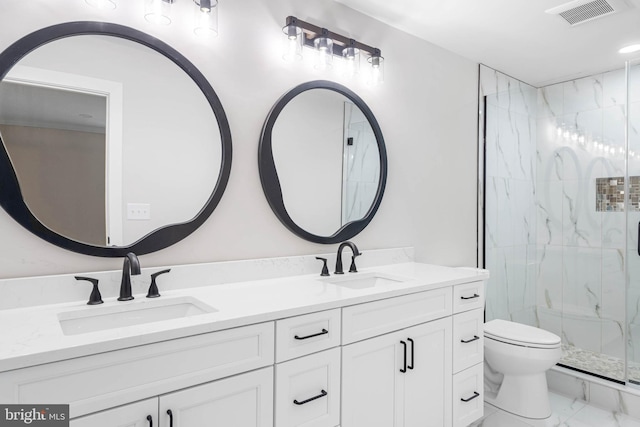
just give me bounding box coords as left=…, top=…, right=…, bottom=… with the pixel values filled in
left=460, top=293, right=480, bottom=300
left=407, top=338, right=414, bottom=370
left=400, top=340, right=407, bottom=373
left=147, top=415, right=153, bottom=427
left=294, top=329, right=328, bottom=340
left=167, top=410, right=173, bottom=427
left=293, top=389, right=327, bottom=405
left=461, top=335, right=480, bottom=344
left=461, top=391, right=480, bottom=402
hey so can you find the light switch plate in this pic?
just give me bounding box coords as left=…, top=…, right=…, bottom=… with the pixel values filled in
left=127, top=203, right=151, bottom=220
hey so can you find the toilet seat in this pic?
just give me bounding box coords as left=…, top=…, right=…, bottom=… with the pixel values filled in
left=484, top=319, right=561, bottom=349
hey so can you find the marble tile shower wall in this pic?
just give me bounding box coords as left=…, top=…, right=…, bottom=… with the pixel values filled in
left=482, top=66, right=539, bottom=327
left=483, top=64, right=640, bottom=375
left=535, top=68, right=638, bottom=366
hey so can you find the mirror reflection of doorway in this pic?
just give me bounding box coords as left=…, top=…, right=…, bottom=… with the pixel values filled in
left=0, top=71, right=117, bottom=247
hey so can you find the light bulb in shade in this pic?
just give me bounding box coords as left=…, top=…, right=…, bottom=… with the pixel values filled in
left=193, top=0, right=218, bottom=37
left=85, top=0, right=116, bottom=9
left=314, top=37, right=333, bottom=70
left=619, top=44, right=640, bottom=54
left=145, top=0, right=174, bottom=26
left=367, top=54, right=384, bottom=85
left=342, top=46, right=360, bottom=77
left=282, top=24, right=302, bottom=62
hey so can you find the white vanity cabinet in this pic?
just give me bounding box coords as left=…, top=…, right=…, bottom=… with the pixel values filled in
left=341, top=282, right=485, bottom=427
left=341, top=287, right=454, bottom=427
left=342, top=317, right=452, bottom=427
left=70, top=367, right=273, bottom=427
left=451, top=281, right=485, bottom=427
left=0, top=265, right=488, bottom=427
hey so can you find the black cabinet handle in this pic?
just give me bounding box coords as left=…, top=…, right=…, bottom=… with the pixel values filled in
left=461, top=335, right=480, bottom=344
left=461, top=391, right=480, bottom=402
left=400, top=340, right=407, bottom=373
left=167, top=409, right=173, bottom=427
left=637, top=222, right=640, bottom=256
left=407, top=338, right=414, bottom=370
left=293, top=389, right=327, bottom=405
left=146, top=415, right=153, bottom=427
left=460, top=294, right=480, bottom=300
left=294, top=329, right=328, bottom=340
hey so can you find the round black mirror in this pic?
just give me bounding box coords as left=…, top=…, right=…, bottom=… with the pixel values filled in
left=259, top=80, right=387, bottom=244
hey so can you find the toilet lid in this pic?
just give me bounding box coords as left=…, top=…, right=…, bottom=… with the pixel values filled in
left=484, top=319, right=561, bottom=348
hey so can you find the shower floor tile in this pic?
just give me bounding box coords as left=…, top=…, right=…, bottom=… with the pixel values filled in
left=560, top=344, right=640, bottom=383
left=470, top=392, right=640, bottom=426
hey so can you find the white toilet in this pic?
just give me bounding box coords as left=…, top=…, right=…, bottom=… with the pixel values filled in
left=483, top=319, right=562, bottom=422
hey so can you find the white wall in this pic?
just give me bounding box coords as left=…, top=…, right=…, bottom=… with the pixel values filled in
left=0, top=0, right=479, bottom=278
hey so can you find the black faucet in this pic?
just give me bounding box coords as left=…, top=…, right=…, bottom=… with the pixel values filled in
left=334, top=241, right=361, bottom=274
left=118, top=252, right=141, bottom=301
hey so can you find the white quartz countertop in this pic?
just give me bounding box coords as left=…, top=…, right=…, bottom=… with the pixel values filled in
left=0, top=262, right=488, bottom=372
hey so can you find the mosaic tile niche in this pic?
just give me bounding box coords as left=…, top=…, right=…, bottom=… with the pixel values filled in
left=596, top=177, right=640, bottom=212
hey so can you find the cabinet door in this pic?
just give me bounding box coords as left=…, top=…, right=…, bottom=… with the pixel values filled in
left=401, top=317, right=452, bottom=427
left=69, top=398, right=157, bottom=427
left=342, top=318, right=453, bottom=427
left=342, top=329, right=404, bottom=427
left=159, top=367, right=273, bottom=427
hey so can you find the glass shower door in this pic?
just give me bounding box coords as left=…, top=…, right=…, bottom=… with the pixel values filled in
left=627, top=59, right=640, bottom=385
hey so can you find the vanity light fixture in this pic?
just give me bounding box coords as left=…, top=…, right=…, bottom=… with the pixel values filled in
left=193, top=0, right=218, bottom=37
left=145, top=0, right=175, bottom=26
left=314, top=30, right=334, bottom=70
left=367, top=49, right=384, bottom=85
left=85, top=0, right=117, bottom=9
left=282, top=18, right=303, bottom=62
left=282, top=16, right=384, bottom=83
left=342, top=39, right=360, bottom=77
left=619, top=44, right=640, bottom=54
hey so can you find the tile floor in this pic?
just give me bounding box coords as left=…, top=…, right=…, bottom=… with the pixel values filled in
left=470, top=392, right=640, bottom=426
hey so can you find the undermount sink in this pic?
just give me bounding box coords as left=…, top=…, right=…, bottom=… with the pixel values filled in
left=320, top=272, right=410, bottom=289
left=57, top=296, right=217, bottom=336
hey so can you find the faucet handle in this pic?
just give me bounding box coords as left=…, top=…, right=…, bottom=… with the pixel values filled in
left=147, top=269, right=171, bottom=298
left=75, top=276, right=103, bottom=305
left=315, top=257, right=330, bottom=276
left=349, top=256, right=358, bottom=273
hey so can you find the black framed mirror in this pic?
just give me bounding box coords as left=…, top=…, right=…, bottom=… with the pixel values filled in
left=0, top=21, right=232, bottom=257
left=259, top=80, right=387, bottom=244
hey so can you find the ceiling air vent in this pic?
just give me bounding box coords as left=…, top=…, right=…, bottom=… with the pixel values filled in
left=545, top=0, right=631, bottom=26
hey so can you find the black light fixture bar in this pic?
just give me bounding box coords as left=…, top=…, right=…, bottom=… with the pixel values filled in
left=285, top=16, right=382, bottom=58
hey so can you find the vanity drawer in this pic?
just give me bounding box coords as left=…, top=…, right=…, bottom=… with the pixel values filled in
left=452, top=363, right=484, bottom=427
left=276, top=309, right=341, bottom=363
left=452, top=281, right=485, bottom=313
left=453, top=308, right=484, bottom=373
left=0, top=322, right=274, bottom=418
left=275, top=347, right=341, bottom=427
left=342, top=287, right=452, bottom=344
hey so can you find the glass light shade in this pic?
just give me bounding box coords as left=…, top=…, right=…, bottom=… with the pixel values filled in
left=314, top=37, right=333, bottom=70
left=85, top=0, right=117, bottom=9
left=145, top=0, right=174, bottom=26
left=282, top=24, right=303, bottom=62
left=367, top=55, right=384, bottom=85
left=193, top=0, right=218, bottom=37
left=342, top=46, right=360, bottom=77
